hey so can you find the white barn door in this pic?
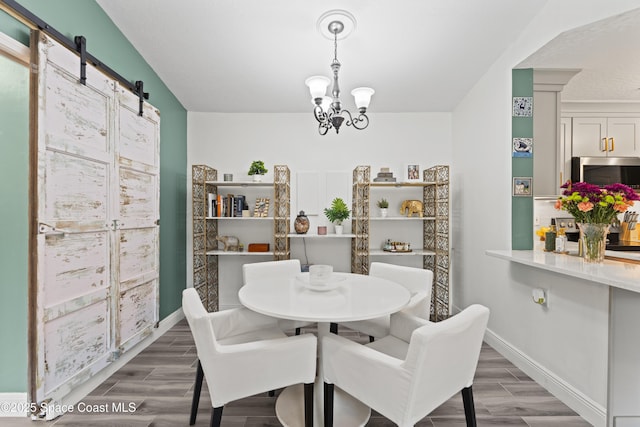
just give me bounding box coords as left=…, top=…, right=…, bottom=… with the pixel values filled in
left=114, top=85, right=160, bottom=354
left=30, top=31, right=159, bottom=417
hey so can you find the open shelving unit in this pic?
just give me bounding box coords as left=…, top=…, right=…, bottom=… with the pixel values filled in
left=351, top=165, right=451, bottom=321
left=192, top=164, right=290, bottom=311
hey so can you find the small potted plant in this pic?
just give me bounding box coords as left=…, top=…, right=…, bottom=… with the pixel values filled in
left=377, top=198, right=389, bottom=218
left=248, top=160, right=268, bottom=182
left=324, top=197, right=351, bottom=235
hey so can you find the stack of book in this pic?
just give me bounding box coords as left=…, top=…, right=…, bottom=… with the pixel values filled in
left=373, top=167, right=396, bottom=182
left=208, top=193, right=246, bottom=217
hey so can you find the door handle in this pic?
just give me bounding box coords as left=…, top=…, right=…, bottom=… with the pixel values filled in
left=609, top=137, right=614, bottom=151
left=38, top=222, right=66, bottom=236
left=601, top=137, right=608, bottom=152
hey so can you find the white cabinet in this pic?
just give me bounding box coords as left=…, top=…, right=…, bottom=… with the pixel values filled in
left=560, top=117, right=572, bottom=186
left=572, top=117, right=640, bottom=157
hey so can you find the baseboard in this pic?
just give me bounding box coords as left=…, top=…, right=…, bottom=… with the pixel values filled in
left=1, top=308, right=184, bottom=420
left=0, top=393, right=29, bottom=417
left=484, top=327, right=606, bottom=427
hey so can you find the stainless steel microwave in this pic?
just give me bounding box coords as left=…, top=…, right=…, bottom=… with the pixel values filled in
left=571, top=157, right=640, bottom=190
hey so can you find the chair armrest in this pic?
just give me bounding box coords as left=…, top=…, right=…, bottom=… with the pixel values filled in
left=322, top=334, right=407, bottom=384
left=322, top=334, right=411, bottom=421
left=402, top=290, right=429, bottom=318
left=204, top=333, right=317, bottom=407
left=208, top=307, right=280, bottom=340
left=389, top=311, right=431, bottom=343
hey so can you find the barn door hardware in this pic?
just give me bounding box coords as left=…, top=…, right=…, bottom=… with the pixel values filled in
left=135, top=80, right=149, bottom=116
left=74, top=35, right=87, bottom=85
left=0, top=0, right=152, bottom=101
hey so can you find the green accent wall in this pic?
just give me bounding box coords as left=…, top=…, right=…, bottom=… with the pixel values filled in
left=0, top=1, right=187, bottom=393
left=0, top=52, right=29, bottom=393
left=512, top=69, right=534, bottom=249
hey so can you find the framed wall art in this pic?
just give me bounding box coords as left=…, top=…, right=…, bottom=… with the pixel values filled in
left=512, top=96, right=533, bottom=117
left=513, top=177, right=532, bottom=197
left=512, top=137, right=533, bottom=158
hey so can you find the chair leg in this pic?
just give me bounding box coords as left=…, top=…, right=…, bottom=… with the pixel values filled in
left=295, top=327, right=301, bottom=335
left=190, top=360, right=204, bottom=425
left=461, top=386, right=477, bottom=427
left=324, top=382, right=334, bottom=427
left=304, top=382, right=314, bottom=427
left=210, top=406, right=223, bottom=427
left=369, top=335, right=375, bottom=343
left=330, top=323, right=338, bottom=334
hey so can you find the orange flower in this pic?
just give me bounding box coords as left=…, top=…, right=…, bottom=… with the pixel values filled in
left=554, top=200, right=562, bottom=209
left=577, top=201, right=594, bottom=212
left=614, top=202, right=630, bottom=212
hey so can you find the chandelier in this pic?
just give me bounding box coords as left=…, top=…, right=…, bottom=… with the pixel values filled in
left=305, top=10, right=374, bottom=135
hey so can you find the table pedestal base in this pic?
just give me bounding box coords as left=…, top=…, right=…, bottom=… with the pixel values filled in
left=275, top=379, right=370, bottom=427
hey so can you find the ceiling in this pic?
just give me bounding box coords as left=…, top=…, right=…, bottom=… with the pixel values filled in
left=96, top=0, right=548, bottom=113
left=517, top=6, right=640, bottom=103
left=96, top=1, right=640, bottom=113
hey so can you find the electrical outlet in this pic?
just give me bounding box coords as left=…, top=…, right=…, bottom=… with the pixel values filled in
left=534, top=216, right=540, bottom=226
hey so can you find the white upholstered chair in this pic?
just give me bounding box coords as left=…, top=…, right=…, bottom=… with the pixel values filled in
left=182, top=288, right=316, bottom=427
left=242, top=259, right=314, bottom=334
left=340, top=262, right=433, bottom=340
left=323, top=304, right=490, bottom=427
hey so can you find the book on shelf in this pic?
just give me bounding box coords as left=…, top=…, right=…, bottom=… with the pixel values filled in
left=234, top=195, right=245, bottom=217
left=208, top=194, right=247, bottom=218
left=225, top=194, right=234, bottom=217
left=208, top=193, right=215, bottom=218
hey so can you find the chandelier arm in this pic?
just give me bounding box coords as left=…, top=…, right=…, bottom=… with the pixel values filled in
left=312, top=105, right=327, bottom=124
left=350, top=112, right=370, bottom=130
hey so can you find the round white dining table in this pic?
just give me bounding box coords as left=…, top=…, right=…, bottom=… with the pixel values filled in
left=238, top=271, right=410, bottom=427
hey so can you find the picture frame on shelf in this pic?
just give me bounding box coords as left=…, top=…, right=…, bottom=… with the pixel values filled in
left=253, top=197, right=270, bottom=217
left=513, top=177, right=532, bottom=197
left=404, top=164, right=420, bottom=182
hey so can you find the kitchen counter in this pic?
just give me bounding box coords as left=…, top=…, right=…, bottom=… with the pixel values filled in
left=486, top=245, right=640, bottom=427
left=486, top=247, right=640, bottom=294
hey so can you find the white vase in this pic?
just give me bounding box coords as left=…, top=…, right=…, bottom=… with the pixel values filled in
left=334, top=224, right=343, bottom=235
left=379, top=208, right=388, bottom=218
left=252, top=174, right=263, bottom=182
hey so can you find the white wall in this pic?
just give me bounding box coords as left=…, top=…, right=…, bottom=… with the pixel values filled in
left=452, top=2, right=640, bottom=425
left=188, top=112, right=452, bottom=307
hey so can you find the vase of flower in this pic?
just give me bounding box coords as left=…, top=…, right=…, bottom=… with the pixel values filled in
left=577, top=223, right=609, bottom=263
left=555, top=181, right=640, bottom=262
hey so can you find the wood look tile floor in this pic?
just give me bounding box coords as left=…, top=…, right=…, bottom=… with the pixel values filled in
left=4, top=320, right=592, bottom=426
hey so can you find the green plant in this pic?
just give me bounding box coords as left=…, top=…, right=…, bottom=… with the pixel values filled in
left=248, top=160, right=268, bottom=175
left=377, top=198, right=389, bottom=209
left=324, top=197, right=351, bottom=225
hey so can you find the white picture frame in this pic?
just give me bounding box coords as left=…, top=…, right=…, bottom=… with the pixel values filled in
left=404, top=164, right=421, bottom=182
